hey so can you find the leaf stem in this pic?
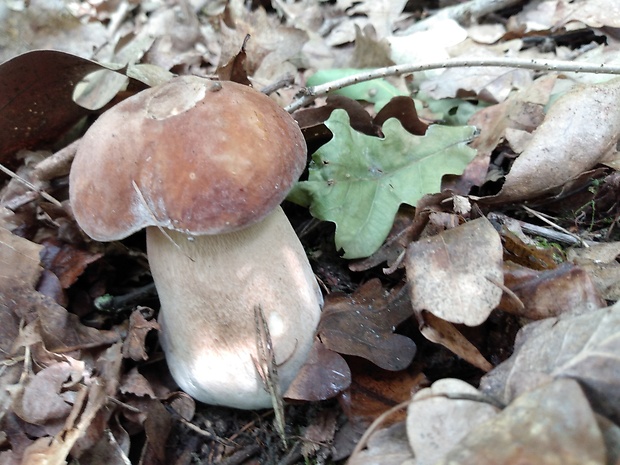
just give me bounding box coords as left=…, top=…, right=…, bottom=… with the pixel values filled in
left=286, top=57, right=620, bottom=112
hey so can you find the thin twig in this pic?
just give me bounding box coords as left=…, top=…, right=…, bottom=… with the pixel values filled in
left=346, top=400, right=411, bottom=464
left=286, top=57, right=620, bottom=112
left=521, top=205, right=588, bottom=247
left=0, top=163, right=62, bottom=206
left=488, top=211, right=592, bottom=246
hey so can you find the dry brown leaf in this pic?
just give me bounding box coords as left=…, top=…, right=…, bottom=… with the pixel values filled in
left=39, top=238, right=102, bottom=289
left=406, top=217, right=503, bottom=326
left=406, top=378, right=500, bottom=465
left=437, top=378, right=605, bottom=465
left=220, top=3, right=308, bottom=83
left=318, top=280, right=416, bottom=371
left=340, top=358, right=426, bottom=428
left=480, top=301, right=620, bottom=423
left=284, top=339, right=351, bottom=402
left=13, top=362, right=78, bottom=427
left=122, top=308, right=160, bottom=361
left=301, top=409, right=338, bottom=459
left=120, top=367, right=157, bottom=399
left=500, top=261, right=605, bottom=319
left=141, top=400, right=173, bottom=465
left=462, top=74, right=554, bottom=189
left=418, top=312, right=493, bottom=372
left=0, top=0, right=107, bottom=63
left=21, top=380, right=108, bottom=465
left=0, top=51, right=103, bottom=161
left=495, top=77, right=620, bottom=202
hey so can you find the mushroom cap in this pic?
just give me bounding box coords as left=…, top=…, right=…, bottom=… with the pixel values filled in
left=69, top=76, right=307, bottom=241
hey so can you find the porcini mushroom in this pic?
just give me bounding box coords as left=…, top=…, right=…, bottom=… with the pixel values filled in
left=69, top=76, right=322, bottom=409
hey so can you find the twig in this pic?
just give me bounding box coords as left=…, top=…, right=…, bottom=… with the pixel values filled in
left=521, top=205, right=589, bottom=247
left=0, top=162, right=62, bottom=206
left=346, top=400, right=411, bottom=464
left=488, top=211, right=592, bottom=246
left=94, top=283, right=158, bottom=312
left=285, top=57, right=620, bottom=112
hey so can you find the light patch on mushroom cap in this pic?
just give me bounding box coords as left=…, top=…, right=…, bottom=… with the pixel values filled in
left=146, top=77, right=207, bottom=120
left=69, top=76, right=307, bottom=241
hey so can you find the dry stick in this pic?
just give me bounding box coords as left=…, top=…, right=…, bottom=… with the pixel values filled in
left=346, top=399, right=411, bottom=464
left=285, top=57, right=620, bottom=113
left=0, top=162, right=62, bottom=207
left=521, top=205, right=588, bottom=247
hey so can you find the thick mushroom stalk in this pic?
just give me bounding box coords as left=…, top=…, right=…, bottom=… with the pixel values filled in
left=69, top=76, right=322, bottom=409
left=147, top=207, right=322, bottom=409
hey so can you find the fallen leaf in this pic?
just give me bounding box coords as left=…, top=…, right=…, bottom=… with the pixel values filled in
left=292, top=109, right=477, bottom=258
left=122, top=308, right=161, bottom=361
left=568, top=241, right=620, bottom=301
left=318, top=280, right=416, bottom=370
left=301, top=409, right=338, bottom=459
left=0, top=0, right=107, bottom=63
left=495, top=77, right=620, bottom=202
left=437, top=379, right=605, bottom=465
left=340, top=358, right=426, bottom=427
left=462, top=74, right=554, bottom=189
left=219, top=4, right=308, bottom=83
left=480, top=301, right=620, bottom=423
left=418, top=312, right=493, bottom=372
left=406, top=217, right=503, bottom=326
left=284, top=339, right=351, bottom=402
left=0, top=51, right=102, bottom=161
left=406, top=378, right=499, bottom=465
left=216, top=34, right=251, bottom=86
left=39, top=238, right=102, bottom=289
left=500, top=261, right=605, bottom=319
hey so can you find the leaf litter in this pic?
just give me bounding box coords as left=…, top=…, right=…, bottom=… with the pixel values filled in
left=2, top=0, right=620, bottom=463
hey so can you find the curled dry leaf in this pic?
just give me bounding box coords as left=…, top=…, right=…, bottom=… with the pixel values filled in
left=480, top=302, right=620, bottom=423
left=318, top=279, right=416, bottom=371
left=406, top=216, right=503, bottom=326
left=121, top=308, right=161, bottom=361
left=495, top=77, right=620, bottom=202
left=406, top=378, right=500, bottom=465
left=418, top=312, right=493, bottom=372
left=436, top=379, right=605, bottom=465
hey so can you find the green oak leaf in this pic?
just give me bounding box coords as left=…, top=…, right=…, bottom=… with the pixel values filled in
left=291, top=109, right=477, bottom=259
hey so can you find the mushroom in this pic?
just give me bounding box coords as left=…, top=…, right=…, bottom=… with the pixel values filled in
left=69, top=76, right=323, bottom=409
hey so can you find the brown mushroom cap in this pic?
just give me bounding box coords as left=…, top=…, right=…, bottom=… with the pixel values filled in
left=69, top=76, right=306, bottom=241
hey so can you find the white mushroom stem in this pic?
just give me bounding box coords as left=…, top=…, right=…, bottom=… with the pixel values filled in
left=146, top=206, right=323, bottom=410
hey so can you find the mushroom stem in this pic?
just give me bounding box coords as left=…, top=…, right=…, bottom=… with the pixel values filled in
left=146, top=206, right=322, bottom=410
